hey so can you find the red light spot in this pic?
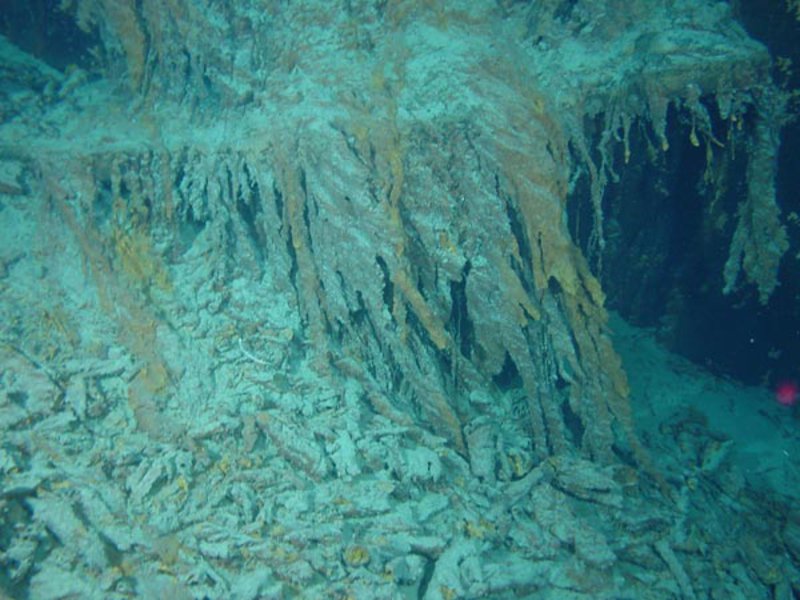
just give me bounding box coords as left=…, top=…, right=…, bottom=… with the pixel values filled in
left=775, top=380, right=799, bottom=406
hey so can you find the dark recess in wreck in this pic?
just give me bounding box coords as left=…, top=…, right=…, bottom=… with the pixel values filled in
left=577, top=0, right=800, bottom=389
left=0, top=1, right=98, bottom=73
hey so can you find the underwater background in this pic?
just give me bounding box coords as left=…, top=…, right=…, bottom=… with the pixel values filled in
left=1, top=1, right=799, bottom=598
